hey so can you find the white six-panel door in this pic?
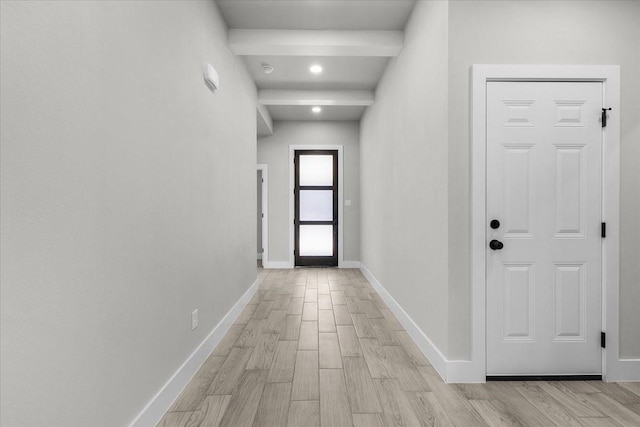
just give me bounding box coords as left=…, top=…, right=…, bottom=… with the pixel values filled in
left=486, top=81, right=603, bottom=376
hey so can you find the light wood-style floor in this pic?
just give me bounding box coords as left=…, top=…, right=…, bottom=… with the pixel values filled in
left=157, top=268, right=640, bottom=427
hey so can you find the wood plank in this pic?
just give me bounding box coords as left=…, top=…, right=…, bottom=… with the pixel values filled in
left=156, top=412, right=194, bottom=427
left=333, top=304, right=353, bottom=325
left=287, top=297, right=304, bottom=315
left=538, top=381, right=605, bottom=418
left=394, top=331, right=430, bottom=366
left=380, top=308, right=404, bottom=331
left=254, top=383, right=291, bottom=427
left=405, top=391, right=455, bottom=427
left=254, top=300, right=275, bottom=319
left=483, top=381, right=557, bottom=427
left=418, top=366, right=488, bottom=427
left=280, top=314, right=301, bottom=341
left=352, top=414, right=384, bottom=427
left=319, top=333, right=343, bottom=369
left=582, top=392, right=640, bottom=426
left=618, top=382, right=640, bottom=398
left=273, top=294, right=292, bottom=311
left=169, top=355, right=226, bottom=411
left=305, top=288, right=318, bottom=303
left=360, top=299, right=384, bottom=318
left=343, top=357, right=382, bottom=413
left=511, top=383, right=584, bottom=427
left=246, top=332, right=279, bottom=370
left=318, top=294, right=332, bottom=310
left=292, top=285, right=306, bottom=298
left=298, top=321, right=319, bottom=350
left=219, top=370, right=268, bottom=427
left=302, top=302, right=318, bottom=321
left=262, top=310, right=287, bottom=334
left=212, top=325, right=245, bottom=356
left=208, top=347, right=253, bottom=395
left=190, top=395, right=232, bottom=427
left=235, top=304, right=258, bottom=325
left=352, top=313, right=377, bottom=338
left=369, top=318, right=401, bottom=346
left=470, top=399, right=524, bottom=427
left=288, top=401, right=320, bottom=427
left=318, top=309, right=337, bottom=333
left=373, top=378, right=421, bottom=427
left=359, top=338, right=392, bottom=379
left=336, top=325, right=362, bottom=357
left=235, top=319, right=261, bottom=348
left=330, top=290, right=346, bottom=305
left=267, top=340, right=297, bottom=383
left=319, top=369, right=352, bottom=427
left=291, top=351, right=319, bottom=400
left=384, top=346, right=430, bottom=392
left=346, top=297, right=364, bottom=314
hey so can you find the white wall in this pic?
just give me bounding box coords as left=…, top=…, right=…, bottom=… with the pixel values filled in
left=0, top=2, right=258, bottom=426
left=448, top=0, right=640, bottom=359
left=257, top=121, right=360, bottom=264
left=360, top=1, right=450, bottom=354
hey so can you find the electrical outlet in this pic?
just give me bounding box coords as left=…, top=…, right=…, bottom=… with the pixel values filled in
left=191, top=309, right=199, bottom=331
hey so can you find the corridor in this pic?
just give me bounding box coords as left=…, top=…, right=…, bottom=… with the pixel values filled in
left=157, top=269, right=640, bottom=427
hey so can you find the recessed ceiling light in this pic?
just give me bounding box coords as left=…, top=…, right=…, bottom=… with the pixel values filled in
left=312, top=106, right=322, bottom=113
left=309, top=65, right=323, bottom=74
left=261, top=63, right=274, bottom=74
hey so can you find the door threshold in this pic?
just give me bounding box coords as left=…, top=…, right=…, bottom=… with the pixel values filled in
left=487, top=375, right=602, bottom=381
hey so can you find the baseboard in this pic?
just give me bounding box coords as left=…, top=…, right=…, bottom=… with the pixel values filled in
left=359, top=264, right=449, bottom=382
left=340, top=261, right=361, bottom=269
left=606, top=359, right=640, bottom=382
left=262, top=261, right=291, bottom=269
left=128, top=276, right=260, bottom=427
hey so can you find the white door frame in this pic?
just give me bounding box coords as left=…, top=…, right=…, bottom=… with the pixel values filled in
left=469, top=65, right=631, bottom=382
left=257, top=164, right=269, bottom=267
left=289, top=145, right=344, bottom=268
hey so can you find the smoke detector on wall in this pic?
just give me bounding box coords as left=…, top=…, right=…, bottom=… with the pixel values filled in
left=261, top=63, right=274, bottom=74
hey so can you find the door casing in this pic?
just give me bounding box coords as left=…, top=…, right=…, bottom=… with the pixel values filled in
left=289, top=145, right=344, bottom=268
left=470, top=65, right=622, bottom=382
left=257, top=164, right=269, bottom=267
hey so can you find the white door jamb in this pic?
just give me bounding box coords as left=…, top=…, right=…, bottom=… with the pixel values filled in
left=257, top=164, right=269, bottom=268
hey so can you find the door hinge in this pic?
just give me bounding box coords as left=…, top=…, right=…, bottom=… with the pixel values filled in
left=601, top=222, right=606, bottom=238
left=261, top=248, right=264, bottom=253
left=601, top=331, right=606, bottom=348
left=294, top=249, right=296, bottom=256
left=602, top=107, right=612, bottom=128
left=262, top=178, right=264, bottom=183
left=261, top=213, right=264, bottom=218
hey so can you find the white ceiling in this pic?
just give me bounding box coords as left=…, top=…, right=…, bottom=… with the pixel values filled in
left=215, top=0, right=416, bottom=128
left=244, top=56, right=390, bottom=91
left=216, top=1, right=416, bottom=31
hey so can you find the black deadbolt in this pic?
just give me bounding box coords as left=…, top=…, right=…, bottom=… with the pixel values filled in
left=489, top=240, right=504, bottom=250
left=490, top=219, right=500, bottom=229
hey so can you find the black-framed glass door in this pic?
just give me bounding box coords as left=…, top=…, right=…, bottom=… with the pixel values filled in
left=294, top=150, right=338, bottom=267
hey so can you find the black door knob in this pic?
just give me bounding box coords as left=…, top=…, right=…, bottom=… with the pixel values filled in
left=489, top=239, right=504, bottom=250
left=490, top=219, right=500, bottom=229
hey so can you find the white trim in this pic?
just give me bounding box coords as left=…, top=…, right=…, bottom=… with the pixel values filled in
left=470, top=65, right=623, bottom=382
left=359, top=264, right=448, bottom=381
left=289, top=145, right=344, bottom=268
left=262, top=261, right=291, bottom=269
left=340, top=261, right=361, bottom=269
left=257, top=164, right=269, bottom=268
left=128, top=277, right=261, bottom=427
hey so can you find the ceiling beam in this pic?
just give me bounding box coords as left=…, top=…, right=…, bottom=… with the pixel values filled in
left=258, top=90, right=374, bottom=107
left=229, top=30, right=403, bottom=57
left=257, top=104, right=274, bottom=137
